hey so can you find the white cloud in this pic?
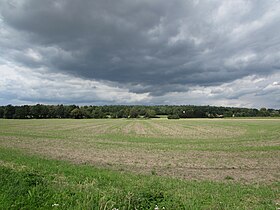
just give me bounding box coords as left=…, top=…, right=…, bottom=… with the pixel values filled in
left=0, top=63, right=151, bottom=105
left=225, top=52, right=257, bottom=68
left=149, top=73, right=280, bottom=108
left=215, top=0, right=252, bottom=23
left=1, top=62, right=279, bottom=108
left=230, top=2, right=280, bottom=40
left=25, top=48, right=42, bottom=62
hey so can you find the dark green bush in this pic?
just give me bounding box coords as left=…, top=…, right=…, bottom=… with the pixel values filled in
left=167, top=114, right=180, bottom=119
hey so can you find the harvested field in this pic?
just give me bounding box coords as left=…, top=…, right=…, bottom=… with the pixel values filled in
left=1, top=118, right=279, bottom=183
left=1, top=118, right=280, bottom=209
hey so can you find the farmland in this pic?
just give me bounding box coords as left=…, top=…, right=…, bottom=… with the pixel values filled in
left=0, top=118, right=279, bottom=209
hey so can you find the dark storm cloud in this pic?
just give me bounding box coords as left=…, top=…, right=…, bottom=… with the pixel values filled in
left=1, top=0, right=280, bottom=97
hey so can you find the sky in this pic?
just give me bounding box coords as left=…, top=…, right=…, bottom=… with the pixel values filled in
left=0, top=0, right=280, bottom=108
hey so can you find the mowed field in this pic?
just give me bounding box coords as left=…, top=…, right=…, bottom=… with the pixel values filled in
left=0, top=118, right=279, bottom=209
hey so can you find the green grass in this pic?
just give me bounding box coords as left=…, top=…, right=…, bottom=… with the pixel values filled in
left=0, top=118, right=280, bottom=209
left=0, top=147, right=279, bottom=210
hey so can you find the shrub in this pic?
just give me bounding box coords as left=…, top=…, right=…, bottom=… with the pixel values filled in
left=167, top=114, right=180, bottom=119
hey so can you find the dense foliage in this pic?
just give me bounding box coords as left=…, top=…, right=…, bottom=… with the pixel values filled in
left=0, top=104, right=279, bottom=119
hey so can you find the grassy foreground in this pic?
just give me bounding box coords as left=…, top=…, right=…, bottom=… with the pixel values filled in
left=0, top=118, right=279, bottom=209
left=0, top=148, right=279, bottom=209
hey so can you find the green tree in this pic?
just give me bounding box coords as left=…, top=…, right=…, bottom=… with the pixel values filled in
left=80, top=107, right=91, bottom=118
left=144, top=109, right=156, bottom=118
left=116, top=109, right=129, bottom=118
left=14, top=105, right=30, bottom=119
left=31, top=104, right=43, bottom=118
left=270, top=110, right=280, bottom=117
left=259, top=107, right=269, bottom=117
left=92, top=108, right=106, bottom=119
left=70, top=108, right=83, bottom=119
left=167, top=114, right=180, bottom=119
left=64, top=105, right=77, bottom=118
left=129, top=107, right=139, bottom=118
left=4, top=105, right=15, bottom=119
left=0, top=107, right=4, bottom=118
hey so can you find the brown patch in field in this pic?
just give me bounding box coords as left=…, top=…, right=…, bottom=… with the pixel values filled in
left=76, top=123, right=115, bottom=135
left=147, top=121, right=184, bottom=137
left=122, top=121, right=155, bottom=136
left=243, top=140, right=280, bottom=147
left=145, top=121, right=246, bottom=139
left=1, top=136, right=279, bottom=184
left=122, top=121, right=135, bottom=134
left=0, top=119, right=279, bottom=183
left=132, top=122, right=152, bottom=135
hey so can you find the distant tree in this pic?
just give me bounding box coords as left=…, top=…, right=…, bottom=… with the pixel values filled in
left=47, top=105, right=57, bottom=118
left=0, top=104, right=278, bottom=119
left=156, top=106, right=168, bottom=115
left=129, top=107, right=139, bottom=118
left=144, top=109, right=156, bottom=118
left=4, top=105, right=15, bottom=119
left=0, top=107, right=4, bottom=118
left=41, top=105, right=49, bottom=118
left=80, top=107, right=91, bottom=118
left=248, top=109, right=259, bottom=117
left=259, top=107, right=269, bottom=117
left=14, top=105, right=30, bottom=119
left=30, top=104, right=42, bottom=118
left=270, top=110, right=280, bottom=117
left=180, top=109, right=195, bottom=118
left=194, top=109, right=206, bottom=118
left=138, top=107, right=146, bottom=116
left=116, top=109, right=128, bottom=118
left=70, top=108, right=83, bottom=119
left=56, top=105, right=64, bottom=118
left=167, top=114, right=180, bottom=119
left=64, top=105, right=77, bottom=118
left=224, top=111, right=233, bottom=117
left=92, top=108, right=106, bottom=118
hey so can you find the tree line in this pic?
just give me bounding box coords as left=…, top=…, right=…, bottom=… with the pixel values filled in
left=0, top=104, right=279, bottom=119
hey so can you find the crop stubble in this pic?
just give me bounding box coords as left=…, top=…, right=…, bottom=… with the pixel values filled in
left=0, top=118, right=279, bottom=183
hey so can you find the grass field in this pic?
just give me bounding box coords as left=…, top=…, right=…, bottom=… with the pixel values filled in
left=0, top=118, right=279, bottom=209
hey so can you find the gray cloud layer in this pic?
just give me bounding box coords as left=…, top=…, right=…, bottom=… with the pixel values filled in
left=0, top=0, right=280, bottom=107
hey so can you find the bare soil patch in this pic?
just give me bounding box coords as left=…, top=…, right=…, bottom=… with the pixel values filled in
left=143, top=120, right=247, bottom=139
left=1, top=137, right=279, bottom=183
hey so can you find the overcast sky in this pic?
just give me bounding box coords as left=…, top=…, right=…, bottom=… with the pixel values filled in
left=0, top=0, right=280, bottom=108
